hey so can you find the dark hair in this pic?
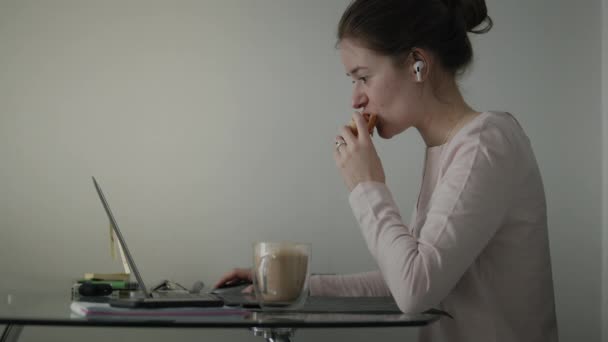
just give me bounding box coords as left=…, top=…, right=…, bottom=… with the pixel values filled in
left=337, top=0, right=493, bottom=75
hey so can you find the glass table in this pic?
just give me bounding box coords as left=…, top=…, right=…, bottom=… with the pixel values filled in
left=0, top=291, right=441, bottom=342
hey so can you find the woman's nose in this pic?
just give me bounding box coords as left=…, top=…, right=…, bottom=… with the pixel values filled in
left=352, top=88, right=368, bottom=110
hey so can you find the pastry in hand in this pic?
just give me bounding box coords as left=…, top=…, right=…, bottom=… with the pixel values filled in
left=348, top=113, right=377, bottom=137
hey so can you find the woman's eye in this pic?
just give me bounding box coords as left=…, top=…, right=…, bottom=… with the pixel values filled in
left=359, top=77, right=367, bottom=83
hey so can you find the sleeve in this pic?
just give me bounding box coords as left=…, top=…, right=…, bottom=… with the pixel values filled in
left=349, top=120, right=519, bottom=313
left=309, top=271, right=392, bottom=297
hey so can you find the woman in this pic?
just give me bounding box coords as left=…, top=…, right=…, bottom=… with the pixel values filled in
left=216, top=0, right=558, bottom=340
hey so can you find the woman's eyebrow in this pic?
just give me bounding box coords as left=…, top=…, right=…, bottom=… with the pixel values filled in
left=347, top=66, right=369, bottom=76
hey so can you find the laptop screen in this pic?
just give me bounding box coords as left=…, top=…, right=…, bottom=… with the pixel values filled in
left=92, top=176, right=151, bottom=297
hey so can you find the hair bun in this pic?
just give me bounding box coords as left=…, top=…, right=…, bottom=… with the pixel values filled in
left=447, top=0, right=493, bottom=34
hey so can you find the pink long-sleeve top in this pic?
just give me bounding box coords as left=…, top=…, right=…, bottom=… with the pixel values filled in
left=311, top=111, right=558, bottom=342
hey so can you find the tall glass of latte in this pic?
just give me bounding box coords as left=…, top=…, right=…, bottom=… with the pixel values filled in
left=252, top=241, right=311, bottom=311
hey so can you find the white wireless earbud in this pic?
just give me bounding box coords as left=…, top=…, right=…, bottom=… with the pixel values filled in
left=413, top=61, right=425, bottom=82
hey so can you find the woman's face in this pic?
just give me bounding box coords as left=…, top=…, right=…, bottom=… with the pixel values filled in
left=339, top=39, right=420, bottom=139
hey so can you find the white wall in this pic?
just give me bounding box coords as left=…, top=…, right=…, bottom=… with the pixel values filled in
left=603, top=0, right=608, bottom=340
left=0, top=0, right=603, bottom=341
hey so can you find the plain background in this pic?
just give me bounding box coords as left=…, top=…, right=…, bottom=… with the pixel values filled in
left=603, top=0, right=608, bottom=339
left=0, top=0, right=605, bottom=341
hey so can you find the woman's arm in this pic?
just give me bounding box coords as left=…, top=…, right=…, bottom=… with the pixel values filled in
left=350, top=119, right=521, bottom=313
left=309, top=270, right=392, bottom=297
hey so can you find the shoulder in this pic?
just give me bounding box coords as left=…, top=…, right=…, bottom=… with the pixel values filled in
left=441, top=111, right=531, bottom=175
left=452, top=111, right=529, bottom=152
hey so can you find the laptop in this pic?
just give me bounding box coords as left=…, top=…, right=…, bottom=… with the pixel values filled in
left=92, top=176, right=225, bottom=308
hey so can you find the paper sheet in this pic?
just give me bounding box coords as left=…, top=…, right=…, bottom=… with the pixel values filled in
left=110, top=222, right=130, bottom=274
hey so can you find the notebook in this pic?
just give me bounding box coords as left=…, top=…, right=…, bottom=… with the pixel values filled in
left=92, top=176, right=225, bottom=308
left=70, top=301, right=248, bottom=318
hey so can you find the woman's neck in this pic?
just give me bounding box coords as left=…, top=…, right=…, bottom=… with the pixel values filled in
left=415, top=81, right=479, bottom=147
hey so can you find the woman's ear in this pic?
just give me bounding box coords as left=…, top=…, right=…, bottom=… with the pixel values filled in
left=410, top=48, right=430, bottom=83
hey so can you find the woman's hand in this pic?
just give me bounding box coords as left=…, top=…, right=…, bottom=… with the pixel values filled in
left=213, top=268, right=253, bottom=293
left=334, top=112, right=386, bottom=192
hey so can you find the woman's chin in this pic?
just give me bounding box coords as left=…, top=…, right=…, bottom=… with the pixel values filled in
left=376, top=127, right=392, bottom=139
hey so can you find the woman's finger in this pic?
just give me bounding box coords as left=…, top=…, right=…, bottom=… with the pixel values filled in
left=339, top=125, right=357, bottom=147
left=242, top=284, right=254, bottom=294
left=353, top=112, right=371, bottom=142
left=213, top=273, right=237, bottom=289
left=213, top=268, right=251, bottom=288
